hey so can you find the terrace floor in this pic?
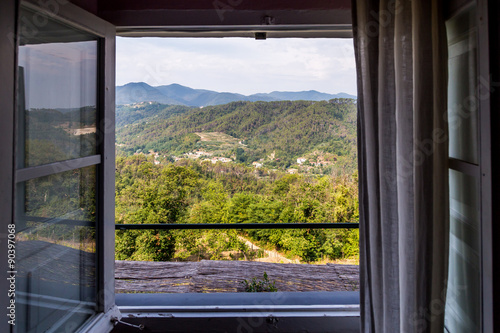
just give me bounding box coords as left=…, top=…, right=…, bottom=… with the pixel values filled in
left=115, top=260, right=360, bottom=293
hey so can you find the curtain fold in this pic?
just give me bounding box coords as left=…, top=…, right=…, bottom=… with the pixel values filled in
left=352, top=1, right=449, bottom=332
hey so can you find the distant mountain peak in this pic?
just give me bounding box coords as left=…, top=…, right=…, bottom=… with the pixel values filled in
left=116, top=82, right=356, bottom=107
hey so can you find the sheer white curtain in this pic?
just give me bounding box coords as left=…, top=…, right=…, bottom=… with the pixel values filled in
left=352, top=0, right=449, bottom=332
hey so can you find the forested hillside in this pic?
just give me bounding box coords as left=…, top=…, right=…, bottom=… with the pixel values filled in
left=116, top=103, right=192, bottom=128
left=115, top=98, right=359, bottom=264
left=116, top=98, right=357, bottom=174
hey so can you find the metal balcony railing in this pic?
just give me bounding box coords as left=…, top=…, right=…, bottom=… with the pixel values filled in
left=115, top=222, right=360, bottom=230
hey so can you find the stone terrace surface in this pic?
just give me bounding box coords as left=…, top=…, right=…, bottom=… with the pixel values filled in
left=115, top=260, right=359, bottom=293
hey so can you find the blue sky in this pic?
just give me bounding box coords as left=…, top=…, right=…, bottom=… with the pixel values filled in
left=116, top=37, right=357, bottom=96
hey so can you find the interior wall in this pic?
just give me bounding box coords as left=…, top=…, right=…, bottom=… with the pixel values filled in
left=487, top=0, right=500, bottom=330
left=97, top=0, right=350, bottom=11
left=94, top=0, right=351, bottom=27
left=0, top=0, right=16, bottom=332
left=68, top=0, right=98, bottom=15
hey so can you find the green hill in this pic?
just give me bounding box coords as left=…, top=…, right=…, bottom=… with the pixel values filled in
left=116, top=98, right=357, bottom=174
left=115, top=98, right=359, bottom=263
left=116, top=102, right=192, bottom=128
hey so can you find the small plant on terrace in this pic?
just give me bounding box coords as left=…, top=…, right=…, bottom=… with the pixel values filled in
left=241, top=272, right=278, bottom=292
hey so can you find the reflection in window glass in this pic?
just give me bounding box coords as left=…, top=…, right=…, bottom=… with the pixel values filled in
left=445, top=5, right=481, bottom=333
left=15, top=166, right=97, bottom=333
left=15, top=7, right=99, bottom=332
left=445, top=169, right=480, bottom=333
left=446, top=7, right=479, bottom=164
left=17, top=7, right=98, bottom=168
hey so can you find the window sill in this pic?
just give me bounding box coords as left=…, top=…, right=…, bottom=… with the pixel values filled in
left=113, top=292, right=360, bottom=332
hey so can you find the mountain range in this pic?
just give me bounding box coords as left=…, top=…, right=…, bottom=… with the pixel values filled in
left=116, top=82, right=356, bottom=107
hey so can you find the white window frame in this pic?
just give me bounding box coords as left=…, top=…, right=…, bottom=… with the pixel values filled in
left=1, top=1, right=119, bottom=332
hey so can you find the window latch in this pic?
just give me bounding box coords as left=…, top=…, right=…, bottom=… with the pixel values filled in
left=111, top=317, right=145, bottom=331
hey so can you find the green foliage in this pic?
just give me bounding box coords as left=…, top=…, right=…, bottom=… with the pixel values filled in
left=116, top=103, right=192, bottom=129
left=114, top=99, right=359, bottom=263
left=115, top=156, right=359, bottom=263
left=115, top=156, right=200, bottom=261
left=116, top=99, right=357, bottom=173
left=235, top=147, right=247, bottom=163
left=131, top=230, right=176, bottom=261
left=18, top=165, right=97, bottom=251
left=241, top=272, right=278, bottom=292
left=23, top=107, right=97, bottom=166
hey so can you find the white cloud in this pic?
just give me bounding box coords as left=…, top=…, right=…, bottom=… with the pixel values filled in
left=116, top=37, right=357, bottom=95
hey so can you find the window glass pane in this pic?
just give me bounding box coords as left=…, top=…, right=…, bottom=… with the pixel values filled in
left=445, top=169, right=480, bottom=333
left=446, top=7, right=479, bottom=164
left=15, top=166, right=97, bottom=333
left=17, top=8, right=98, bottom=168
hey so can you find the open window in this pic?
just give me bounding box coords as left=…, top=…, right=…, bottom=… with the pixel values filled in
left=9, top=1, right=362, bottom=332
left=1, top=0, right=497, bottom=332
left=12, top=1, right=118, bottom=332
left=445, top=1, right=494, bottom=331
left=110, top=33, right=359, bottom=331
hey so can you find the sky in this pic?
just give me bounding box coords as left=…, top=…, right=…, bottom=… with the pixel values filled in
left=116, top=37, right=357, bottom=96
left=19, top=41, right=97, bottom=109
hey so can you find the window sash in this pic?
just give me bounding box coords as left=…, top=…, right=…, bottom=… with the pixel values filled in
left=13, top=1, right=117, bottom=332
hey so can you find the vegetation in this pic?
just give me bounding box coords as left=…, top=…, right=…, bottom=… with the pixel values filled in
left=18, top=98, right=359, bottom=267
left=116, top=102, right=191, bottom=128
left=115, top=155, right=359, bottom=263
left=18, top=166, right=97, bottom=253
left=115, top=98, right=359, bottom=264
left=16, top=106, right=97, bottom=249
left=116, top=99, right=357, bottom=174
left=241, top=272, right=278, bottom=292
left=24, top=107, right=96, bottom=167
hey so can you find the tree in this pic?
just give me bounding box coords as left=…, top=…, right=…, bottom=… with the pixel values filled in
left=115, top=159, right=200, bottom=261
left=235, top=147, right=247, bottom=163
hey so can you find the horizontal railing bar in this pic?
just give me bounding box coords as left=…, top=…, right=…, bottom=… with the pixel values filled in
left=115, top=223, right=359, bottom=230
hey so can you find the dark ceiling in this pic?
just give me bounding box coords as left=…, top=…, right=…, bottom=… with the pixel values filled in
left=67, top=0, right=352, bottom=30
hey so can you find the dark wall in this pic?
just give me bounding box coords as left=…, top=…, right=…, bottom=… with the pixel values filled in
left=88, top=0, right=351, bottom=27
left=98, top=0, right=351, bottom=11
left=68, top=0, right=98, bottom=14
left=488, top=0, right=500, bottom=331
left=0, top=0, right=15, bottom=332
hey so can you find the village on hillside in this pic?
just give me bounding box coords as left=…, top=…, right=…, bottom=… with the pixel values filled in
left=132, top=130, right=340, bottom=175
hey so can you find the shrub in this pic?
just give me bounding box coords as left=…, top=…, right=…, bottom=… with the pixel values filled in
left=241, top=272, right=278, bottom=292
